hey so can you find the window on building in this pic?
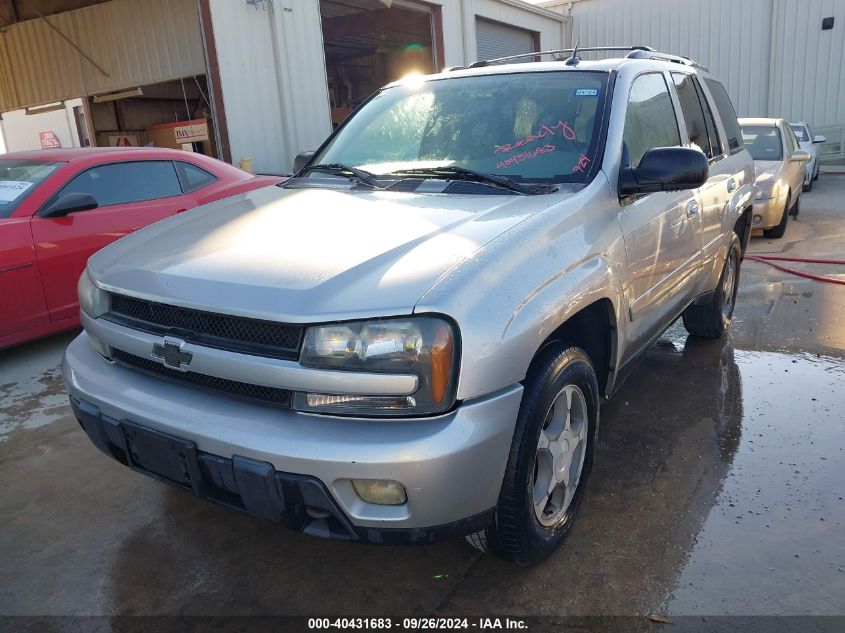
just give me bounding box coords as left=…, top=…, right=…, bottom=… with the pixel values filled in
left=622, top=73, right=681, bottom=167
left=54, top=161, right=182, bottom=208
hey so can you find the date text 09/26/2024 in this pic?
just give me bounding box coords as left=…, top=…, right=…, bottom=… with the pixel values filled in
left=307, top=617, right=528, bottom=630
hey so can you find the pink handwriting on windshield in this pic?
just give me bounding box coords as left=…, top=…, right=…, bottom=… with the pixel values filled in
left=496, top=144, right=557, bottom=170
left=494, top=121, right=576, bottom=154
left=572, top=154, right=591, bottom=173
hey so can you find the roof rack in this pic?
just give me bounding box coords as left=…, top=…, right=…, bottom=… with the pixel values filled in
left=463, top=45, right=706, bottom=72
left=624, top=48, right=709, bottom=72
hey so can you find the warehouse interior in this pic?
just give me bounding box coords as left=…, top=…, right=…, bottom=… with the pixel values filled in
left=0, top=0, right=217, bottom=155
left=320, top=0, right=437, bottom=126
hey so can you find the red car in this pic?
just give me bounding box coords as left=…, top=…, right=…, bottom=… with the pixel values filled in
left=0, top=147, right=281, bottom=349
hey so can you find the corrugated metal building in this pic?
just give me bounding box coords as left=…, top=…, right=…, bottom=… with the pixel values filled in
left=540, top=0, right=845, bottom=137
left=0, top=0, right=567, bottom=172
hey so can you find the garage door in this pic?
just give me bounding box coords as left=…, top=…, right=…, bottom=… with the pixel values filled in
left=475, top=18, right=534, bottom=63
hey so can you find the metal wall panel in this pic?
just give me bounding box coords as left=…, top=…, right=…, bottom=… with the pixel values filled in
left=565, top=0, right=845, bottom=128
left=208, top=0, right=332, bottom=174
left=768, top=0, right=845, bottom=127
left=0, top=0, right=205, bottom=113
left=568, top=0, right=773, bottom=118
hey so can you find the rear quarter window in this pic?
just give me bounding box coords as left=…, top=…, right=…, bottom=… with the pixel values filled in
left=176, top=161, right=218, bottom=192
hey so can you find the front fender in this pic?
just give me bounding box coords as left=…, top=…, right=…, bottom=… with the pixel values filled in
left=502, top=253, right=622, bottom=368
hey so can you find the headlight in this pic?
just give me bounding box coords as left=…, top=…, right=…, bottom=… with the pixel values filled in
left=295, top=316, right=458, bottom=417
left=77, top=270, right=109, bottom=318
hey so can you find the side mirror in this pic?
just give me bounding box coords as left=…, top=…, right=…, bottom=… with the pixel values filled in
left=789, top=150, right=811, bottom=163
left=293, top=151, right=315, bottom=174
left=813, top=135, right=826, bottom=144
left=619, top=147, right=709, bottom=197
left=42, top=193, right=99, bottom=218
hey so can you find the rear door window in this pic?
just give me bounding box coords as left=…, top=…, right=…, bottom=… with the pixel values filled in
left=51, top=160, right=182, bottom=209
left=622, top=73, right=682, bottom=167
left=672, top=73, right=719, bottom=159
left=693, top=77, right=723, bottom=157
left=704, top=79, right=743, bottom=153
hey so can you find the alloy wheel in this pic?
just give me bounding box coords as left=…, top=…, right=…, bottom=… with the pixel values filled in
left=531, top=384, right=589, bottom=526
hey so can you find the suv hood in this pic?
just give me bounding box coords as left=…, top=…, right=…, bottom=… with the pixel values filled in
left=89, top=184, right=568, bottom=322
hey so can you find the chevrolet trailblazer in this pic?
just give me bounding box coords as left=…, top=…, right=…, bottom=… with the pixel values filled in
left=64, top=46, right=754, bottom=565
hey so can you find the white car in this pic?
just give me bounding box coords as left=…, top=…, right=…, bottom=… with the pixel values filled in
left=789, top=121, right=825, bottom=191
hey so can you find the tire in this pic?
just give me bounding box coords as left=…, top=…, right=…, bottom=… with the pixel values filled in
left=474, top=344, right=599, bottom=565
left=763, top=195, right=790, bottom=238
left=803, top=177, right=812, bottom=192
left=682, top=233, right=741, bottom=338
left=789, top=192, right=801, bottom=217
left=813, top=165, right=820, bottom=181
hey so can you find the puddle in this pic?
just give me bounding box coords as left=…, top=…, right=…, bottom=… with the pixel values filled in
left=0, top=366, right=69, bottom=441
left=666, top=347, right=845, bottom=615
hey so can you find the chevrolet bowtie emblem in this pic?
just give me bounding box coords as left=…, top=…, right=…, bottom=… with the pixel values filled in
left=152, top=339, right=193, bottom=370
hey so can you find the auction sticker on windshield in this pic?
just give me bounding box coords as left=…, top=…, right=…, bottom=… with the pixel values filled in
left=0, top=180, right=34, bottom=202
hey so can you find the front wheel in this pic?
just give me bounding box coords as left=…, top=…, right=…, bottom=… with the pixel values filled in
left=764, top=195, right=791, bottom=237
left=682, top=234, right=741, bottom=338
left=468, top=345, right=599, bottom=565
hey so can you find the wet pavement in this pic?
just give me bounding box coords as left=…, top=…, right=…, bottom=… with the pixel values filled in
left=1, top=176, right=844, bottom=623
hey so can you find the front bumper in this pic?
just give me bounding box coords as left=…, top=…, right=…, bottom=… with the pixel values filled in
left=751, top=194, right=787, bottom=230
left=63, top=332, right=522, bottom=541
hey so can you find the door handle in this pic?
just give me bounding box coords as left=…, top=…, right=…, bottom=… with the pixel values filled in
left=686, top=200, right=699, bottom=218
left=727, top=178, right=737, bottom=193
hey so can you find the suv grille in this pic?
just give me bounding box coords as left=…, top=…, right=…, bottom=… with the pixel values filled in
left=111, top=349, right=292, bottom=408
left=106, top=294, right=303, bottom=360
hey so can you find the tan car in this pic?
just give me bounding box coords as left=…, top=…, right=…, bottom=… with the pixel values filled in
left=739, top=117, right=810, bottom=238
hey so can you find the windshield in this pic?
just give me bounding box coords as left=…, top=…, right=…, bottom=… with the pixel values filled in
left=0, top=159, right=64, bottom=218
left=312, top=71, right=609, bottom=184
left=740, top=126, right=783, bottom=161
left=790, top=125, right=808, bottom=142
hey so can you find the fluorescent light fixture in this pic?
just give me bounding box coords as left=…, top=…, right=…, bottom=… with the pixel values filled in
left=25, top=102, right=64, bottom=115
left=92, top=88, right=142, bottom=103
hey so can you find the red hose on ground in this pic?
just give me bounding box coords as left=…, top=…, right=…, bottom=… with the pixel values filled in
left=745, top=254, right=845, bottom=286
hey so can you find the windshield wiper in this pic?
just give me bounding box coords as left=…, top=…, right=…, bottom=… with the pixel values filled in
left=296, top=163, right=384, bottom=189
left=387, top=166, right=554, bottom=195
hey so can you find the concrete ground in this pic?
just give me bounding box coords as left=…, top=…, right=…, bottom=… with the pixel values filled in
left=1, top=175, right=844, bottom=624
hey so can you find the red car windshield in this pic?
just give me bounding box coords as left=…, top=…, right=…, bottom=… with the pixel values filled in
left=0, top=159, right=64, bottom=218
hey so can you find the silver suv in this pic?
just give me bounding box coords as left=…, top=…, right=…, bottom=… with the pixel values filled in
left=64, top=47, right=754, bottom=564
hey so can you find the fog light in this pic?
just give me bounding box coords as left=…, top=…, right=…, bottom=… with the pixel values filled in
left=752, top=214, right=763, bottom=225
left=352, top=479, right=407, bottom=505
